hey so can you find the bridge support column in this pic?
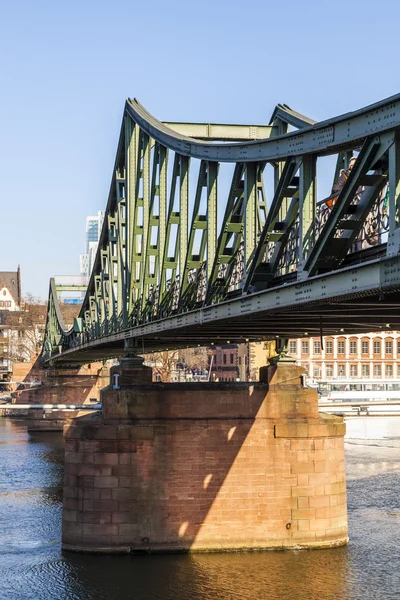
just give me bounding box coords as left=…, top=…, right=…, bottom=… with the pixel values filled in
left=13, top=362, right=108, bottom=431
left=62, top=356, right=347, bottom=553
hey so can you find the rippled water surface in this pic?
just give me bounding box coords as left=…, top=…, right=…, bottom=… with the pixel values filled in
left=0, top=418, right=399, bottom=600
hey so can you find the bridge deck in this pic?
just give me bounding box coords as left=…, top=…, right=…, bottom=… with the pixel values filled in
left=51, top=254, right=400, bottom=363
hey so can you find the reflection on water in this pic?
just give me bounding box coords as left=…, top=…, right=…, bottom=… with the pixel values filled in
left=0, top=419, right=399, bottom=600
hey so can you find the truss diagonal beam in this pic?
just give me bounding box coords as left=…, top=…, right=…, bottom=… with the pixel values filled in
left=304, top=135, right=391, bottom=276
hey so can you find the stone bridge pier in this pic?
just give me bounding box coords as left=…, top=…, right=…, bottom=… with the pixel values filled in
left=13, top=361, right=109, bottom=431
left=62, top=354, right=347, bottom=553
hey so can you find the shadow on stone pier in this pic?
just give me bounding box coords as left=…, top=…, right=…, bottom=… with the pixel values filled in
left=62, top=359, right=348, bottom=553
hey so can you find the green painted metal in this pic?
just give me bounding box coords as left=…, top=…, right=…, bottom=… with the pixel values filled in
left=389, top=131, right=400, bottom=233
left=243, top=157, right=300, bottom=291
left=298, top=155, right=317, bottom=275
left=305, top=135, right=391, bottom=276
left=244, top=163, right=257, bottom=269
left=207, top=161, right=218, bottom=281
left=54, top=285, right=87, bottom=292
left=40, top=95, right=400, bottom=363
left=205, top=163, right=245, bottom=304
left=163, top=122, right=277, bottom=141
left=179, top=161, right=207, bottom=309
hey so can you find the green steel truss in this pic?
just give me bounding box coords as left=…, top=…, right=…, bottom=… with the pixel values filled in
left=42, top=94, right=400, bottom=362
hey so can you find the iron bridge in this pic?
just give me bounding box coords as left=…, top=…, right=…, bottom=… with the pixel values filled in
left=42, top=94, right=400, bottom=364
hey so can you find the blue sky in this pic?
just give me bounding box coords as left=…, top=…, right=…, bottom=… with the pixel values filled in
left=1, top=0, right=399, bottom=299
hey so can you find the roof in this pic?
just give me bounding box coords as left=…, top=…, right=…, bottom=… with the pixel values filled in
left=0, top=268, right=21, bottom=307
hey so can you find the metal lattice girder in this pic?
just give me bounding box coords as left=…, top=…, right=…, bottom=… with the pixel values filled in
left=244, top=163, right=257, bottom=268
left=268, top=104, right=317, bottom=130
left=244, top=157, right=301, bottom=291
left=141, top=144, right=166, bottom=308
left=40, top=93, right=400, bottom=364
left=305, top=133, right=392, bottom=276
left=179, top=161, right=208, bottom=309
left=205, top=163, right=245, bottom=304
left=387, top=130, right=400, bottom=256
left=298, top=154, right=317, bottom=273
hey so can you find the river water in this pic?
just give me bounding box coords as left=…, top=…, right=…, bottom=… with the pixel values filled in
left=0, top=418, right=399, bottom=600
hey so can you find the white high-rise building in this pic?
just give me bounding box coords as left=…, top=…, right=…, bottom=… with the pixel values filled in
left=79, top=211, right=105, bottom=277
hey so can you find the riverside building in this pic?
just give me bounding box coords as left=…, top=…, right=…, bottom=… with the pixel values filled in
left=290, top=332, right=400, bottom=379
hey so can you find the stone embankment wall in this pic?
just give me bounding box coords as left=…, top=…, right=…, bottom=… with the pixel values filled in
left=11, top=361, right=108, bottom=431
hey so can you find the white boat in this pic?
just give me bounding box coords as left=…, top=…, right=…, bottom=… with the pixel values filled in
left=315, top=378, right=400, bottom=403
left=311, top=378, right=400, bottom=417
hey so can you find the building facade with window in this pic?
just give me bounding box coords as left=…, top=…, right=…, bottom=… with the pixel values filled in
left=209, top=341, right=276, bottom=382
left=0, top=268, right=21, bottom=312
left=209, top=344, right=240, bottom=381
left=0, top=268, right=22, bottom=380
left=79, top=211, right=105, bottom=277
left=289, top=332, right=400, bottom=379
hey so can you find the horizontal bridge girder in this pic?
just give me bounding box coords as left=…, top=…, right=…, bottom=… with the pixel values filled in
left=162, top=122, right=276, bottom=141
left=45, top=254, right=400, bottom=364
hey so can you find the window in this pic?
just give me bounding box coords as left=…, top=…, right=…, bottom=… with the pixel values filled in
left=350, top=341, right=357, bottom=354
left=6, top=302, right=11, bottom=307
left=230, top=354, right=234, bottom=365
left=314, top=366, right=321, bottom=377
left=386, top=365, right=393, bottom=377
left=338, top=341, right=345, bottom=354
left=362, top=341, right=369, bottom=354
left=314, top=341, right=321, bottom=354
left=326, top=341, right=333, bottom=354
left=326, top=364, right=333, bottom=377
left=350, top=365, right=357, bottom=377
left=374, top=364, right=381, bottom=377
left=362, top=364, right=369, bottom=376
left=385, top=341, right=393, bottom=354
left=302, top=341, right=309, bottom=354
left=238, top=357, right=241, bottom=365
left=398, top=341, right=400, bottom=354
left=289, top=341, right=297, bottom=354
left=338, top=364, right=345, bottom=377
left=0, top=301, right=3, bottom=307
left=397, top=364, right=400, bottom=377
left=374, top=341, right=381, bottom=354
left=223, top=354, right=227, bottom=364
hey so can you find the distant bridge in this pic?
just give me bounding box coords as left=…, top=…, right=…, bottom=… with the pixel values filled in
left=42, top=94, right=400, bottom=365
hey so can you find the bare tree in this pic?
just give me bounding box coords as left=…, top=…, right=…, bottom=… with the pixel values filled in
left=145, top=350, right=180, bottom=382
left=3, top=294, right=47, bottom=363
left=179, top=347, right=211, bottom=371
left=144, top=346, right=212, bottom=382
